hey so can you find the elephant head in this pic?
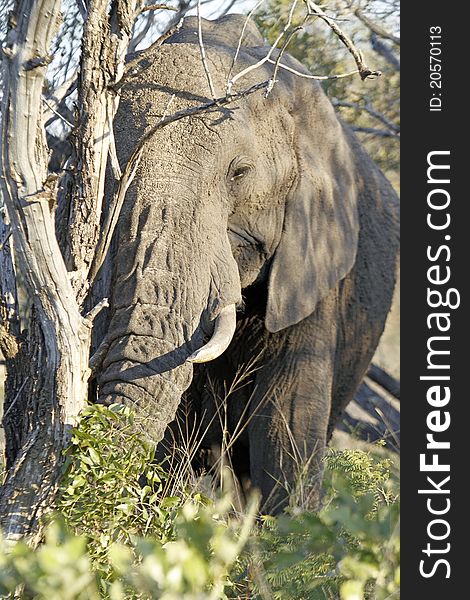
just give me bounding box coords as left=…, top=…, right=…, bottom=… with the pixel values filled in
left=97, top=15, right=367, bottom=442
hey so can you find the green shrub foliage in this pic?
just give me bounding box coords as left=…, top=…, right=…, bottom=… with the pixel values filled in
left=0, top=404, right=399, bottom=599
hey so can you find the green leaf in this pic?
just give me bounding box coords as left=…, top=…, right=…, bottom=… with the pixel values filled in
left=88, top=447, right=101, bottom=465
left=340, top=579, right=365, bottom=600
left=160, top=496, right=180, bottom=509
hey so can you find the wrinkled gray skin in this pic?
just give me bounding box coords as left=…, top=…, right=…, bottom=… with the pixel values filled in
left=97, top=15, right=399, bottom=513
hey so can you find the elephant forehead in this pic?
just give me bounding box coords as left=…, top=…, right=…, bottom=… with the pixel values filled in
left=123, top=44, right=227, bottom=106
left=115, top=42, right=297, bottom=165
left=121, top=42, right=287, bottom=113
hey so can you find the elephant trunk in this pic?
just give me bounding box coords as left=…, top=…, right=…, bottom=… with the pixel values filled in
left=98, top=308, right=197, bottom=441
left=97, top=181, right=241, bottom=442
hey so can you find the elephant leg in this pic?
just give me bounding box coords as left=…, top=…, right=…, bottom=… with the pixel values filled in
left=328, top=253, right=398, bottom=440
left=247, top=297, right=338, bottom=514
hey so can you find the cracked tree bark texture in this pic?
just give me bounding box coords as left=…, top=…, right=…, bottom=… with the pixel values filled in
left=0, top=0, right=140, bottom=543
left=63, top=0, right=140, bottom=304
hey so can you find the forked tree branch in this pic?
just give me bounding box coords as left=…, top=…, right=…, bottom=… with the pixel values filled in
left=227, top=0, right=299, bottom=93
left=305, top=0, right=381, bottom=80
left=65, top=0, right=142, bottom=305
left=0, top=0, right=92, bottom=543
left=228, top=0, right=381, bottom=96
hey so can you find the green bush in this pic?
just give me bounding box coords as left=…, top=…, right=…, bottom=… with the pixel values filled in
left=234, top=447, right=399, bottom=600
left=57, top=403, right=180, bottom=582
left=0, top=404, right=399, bottom=599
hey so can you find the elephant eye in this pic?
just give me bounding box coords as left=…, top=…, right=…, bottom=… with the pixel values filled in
left=231, top=167, right=249, bottom=181
left=228, top=158, right=253, bottom=184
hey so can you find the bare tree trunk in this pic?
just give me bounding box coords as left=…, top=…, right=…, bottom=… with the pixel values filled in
left=0, top=207, right=20, bottom=462
left=0, top=0, right=92, bottom=543
left=64, top=0, right=141, bottom=304
left=0, top=0, right=143, bottom=544
left=0, top=208, right=19, bottom=357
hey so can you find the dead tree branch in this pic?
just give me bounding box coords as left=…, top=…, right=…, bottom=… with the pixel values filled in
left=371, top=33, right=400, bottom=71
left=266, top=60, right=361, bottom=81
left=266, top=23, right=306, bottom=95
left=42, top=77, right=77, bottom=126
left=197, top=0, right=217, bottom=98
left=354, top=7, right=400, bottom=46
left=333, top=98, right=400, bottom=134
left=65, top=0, right=142, bottom=306
left=351, top=125, right=397, bottom=138
left=227, top=0, right=264, bottom=86
left=228, top=0, right=382, bottom=93
left=305, top=0, right=381, bottom=80
left=227, top=0, right=299, bottom=93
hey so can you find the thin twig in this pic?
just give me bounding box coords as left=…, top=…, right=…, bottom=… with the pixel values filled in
left=128, top=9, right=157, bottom=54
left=305, top=0, right=381, bottom=80
left=226, top=0, right=265, bottom=88
left=42, top=98, right=74, bottom=128
left=266, top=59, right=360, bottom=81
left=197, top=0, right=217, bottom=99
left=351, top=125, right=398, bottom=138
left=0, top=228, right=12, bottom=251
left=227, top=0, right=299, bottom=93
left=266, top=23, right=305, bottom=96
left=333, top=99, right=400, bottom=133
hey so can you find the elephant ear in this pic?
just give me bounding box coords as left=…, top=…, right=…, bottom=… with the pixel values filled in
left=265, top=79, right=360, bottom=333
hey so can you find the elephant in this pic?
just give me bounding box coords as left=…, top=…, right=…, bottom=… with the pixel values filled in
left=95, top=14, right=399, bottom=513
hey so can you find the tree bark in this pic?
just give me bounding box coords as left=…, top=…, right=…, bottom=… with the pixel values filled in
left=0, top=0, right=144, bottom=544
left=0, top=0, right=91, bottom=543
left=0, top=208, right=20, bottom=358
left=63, top=0, right=141, bottom=305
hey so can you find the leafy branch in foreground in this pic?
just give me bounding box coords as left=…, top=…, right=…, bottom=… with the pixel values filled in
left=0, top=404, right=398, bottom=599
left=235, top=447, right=399, bottom=600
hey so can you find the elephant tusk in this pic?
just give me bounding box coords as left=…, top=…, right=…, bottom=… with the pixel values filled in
left=186, top=304, right=237, bottom=363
